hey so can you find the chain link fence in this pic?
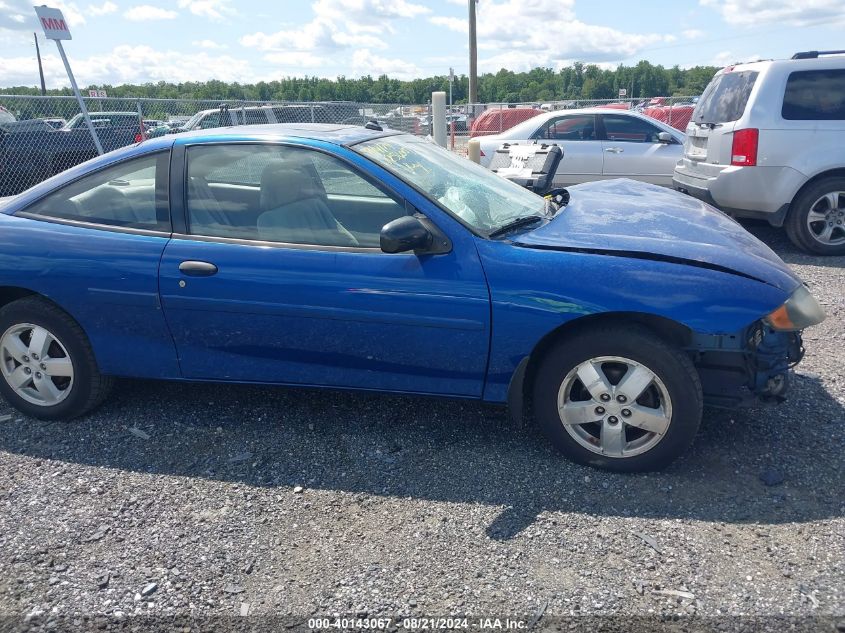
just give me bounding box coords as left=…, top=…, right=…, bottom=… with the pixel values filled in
left=0, top=95, right=697, bottom=195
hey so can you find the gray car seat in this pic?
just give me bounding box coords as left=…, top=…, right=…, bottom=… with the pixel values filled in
left=187, top=176, right=235, bottom=236
left=257, top=162, right=358, bottom=247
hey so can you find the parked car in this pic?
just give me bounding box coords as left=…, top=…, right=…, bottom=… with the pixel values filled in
left=0, top=106, right=15, bottom=126
left=42, top=118, right=67, bottom=130
left=477, top=108, right=685, bottom=187
left=470, top=107, right=543, bottom=137
left=674, top=50, right=845, bottom=255
left=0, top=112, right=144, bottom=195
left=63, top=111, right=140, bottom=131
left=641, top=104, right=695, bottom=132
left=0, top=124, right=824, bottom=471
left=148, top=104, right=363, bottom=138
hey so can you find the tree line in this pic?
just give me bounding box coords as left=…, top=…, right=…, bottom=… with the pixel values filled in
left=1, top=60, right=719, bottom=103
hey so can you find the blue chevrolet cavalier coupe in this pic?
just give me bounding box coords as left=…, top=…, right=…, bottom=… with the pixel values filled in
left=0, top=124, right=826, bottom=471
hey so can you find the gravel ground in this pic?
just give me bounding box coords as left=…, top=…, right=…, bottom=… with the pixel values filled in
left=0, top=224, right=843, bottom=632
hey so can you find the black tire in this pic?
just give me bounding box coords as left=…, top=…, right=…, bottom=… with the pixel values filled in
left=532, top=325, right=702, bottom=472
left=785, top=177, right=845, bottom=255
left=0, top=296, right=112, bottom=420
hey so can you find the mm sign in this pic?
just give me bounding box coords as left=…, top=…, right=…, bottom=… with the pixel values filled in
left=35, top=6, right=72, bottom=40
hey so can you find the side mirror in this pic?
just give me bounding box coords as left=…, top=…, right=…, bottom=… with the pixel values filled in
left=657, top=132, right=673, bottom=143
left=380, top=215, right=434, bottom=253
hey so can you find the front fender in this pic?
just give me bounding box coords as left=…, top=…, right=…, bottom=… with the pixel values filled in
left=476, top=240, right=792, bottom=403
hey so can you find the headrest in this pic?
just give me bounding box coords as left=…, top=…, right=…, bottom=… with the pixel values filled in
left=260, top=158, right=327, bottom=211
left=260, top=162, right=309, bottom=211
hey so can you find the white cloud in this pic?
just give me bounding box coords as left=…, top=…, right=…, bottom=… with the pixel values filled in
left=87, top=1, right=117, bottom=16
left=0, top=45, right=260, bottom=87
left=710, top=50, right=762, bottom=66
left=682, top=28, right=705, bottom=39
left=242, top=15, right=387, bottom=52
left=429, top=15, right=467, bottom=33
left=263, top=52, right=325, bottom=69
left=192, top=39, right=228, bottom=50
left=351, top=49, right=422, bottom=80
left=177, top=0, right=236, bottom=21
left=700, top=0, right=845, bottom=26
left=429, top=0, right=673, bottom=70
left=123, top=5, right=178, bottom=20
left=4, top=0, right=83, bottom=28
left=312, top=0, right=430, bottom=21
left=0, top=4, right=34, bottom=31
left=240, top=0, right=427, bottom=57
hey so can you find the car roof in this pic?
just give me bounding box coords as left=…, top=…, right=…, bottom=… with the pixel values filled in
left=488, top=107, right=684, bottom=139
left=717, top=54, right=845, bottom=74
left=171, top=122, right=400, bottom=146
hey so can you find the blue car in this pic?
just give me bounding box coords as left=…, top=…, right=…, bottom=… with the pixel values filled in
left=0, top=124, right=826, bottom=471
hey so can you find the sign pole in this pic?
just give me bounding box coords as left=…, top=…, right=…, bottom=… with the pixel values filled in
left=55, top=40, right=103, bottom=155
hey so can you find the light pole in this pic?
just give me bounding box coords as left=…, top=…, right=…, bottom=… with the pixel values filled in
left=468, top=0, right=477, bottom=105
left=34, top=32, right=47, bottom=96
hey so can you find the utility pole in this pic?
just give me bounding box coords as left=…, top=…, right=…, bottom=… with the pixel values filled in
left=34, top=32, right=47, bottom=96
left=468, top=0, right=477, bottom=105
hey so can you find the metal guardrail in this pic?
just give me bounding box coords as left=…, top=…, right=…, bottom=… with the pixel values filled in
left=0, top=95, right=697, bottom=195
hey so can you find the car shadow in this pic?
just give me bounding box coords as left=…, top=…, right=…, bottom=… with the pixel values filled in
left=1, top=371, right=842, bottom=541
left=741, top=220, right=845, bottom=268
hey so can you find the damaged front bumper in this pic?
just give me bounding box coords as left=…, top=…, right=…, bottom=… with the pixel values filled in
left=747, top=323, right=804, bottom=401
left=689, top=323, right=805, bottom=408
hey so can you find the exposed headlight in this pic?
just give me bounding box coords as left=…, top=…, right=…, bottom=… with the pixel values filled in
left=764, top=285, right=826, bottom=331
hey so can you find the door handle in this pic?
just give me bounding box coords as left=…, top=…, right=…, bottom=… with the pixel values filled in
left=178, top=260, right=218, bottom=276
left=605, top=147, right=624, bottom=153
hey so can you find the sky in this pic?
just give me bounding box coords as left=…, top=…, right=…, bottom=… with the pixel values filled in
left=0, top=0, right=843, bottom=88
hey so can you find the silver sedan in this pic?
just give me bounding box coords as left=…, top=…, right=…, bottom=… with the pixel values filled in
left=477, top=107, right=685, bottom=188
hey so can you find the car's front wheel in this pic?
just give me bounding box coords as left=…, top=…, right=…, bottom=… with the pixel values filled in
left=785, top=177, right=845, bottom=255
left=0, top=297, right=112, bottom=420
left=532, top=326, right=702, bottom=472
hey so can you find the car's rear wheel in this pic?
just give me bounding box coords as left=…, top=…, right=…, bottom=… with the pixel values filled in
left=532, top=326, right=702, bottom=472
left=0, top=297, right=112, bottom=420
left=785, top=177, right=845, bottom=255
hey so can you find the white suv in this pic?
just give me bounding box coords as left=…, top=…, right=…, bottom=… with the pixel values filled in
left=673, top=51, right=845, bottom=254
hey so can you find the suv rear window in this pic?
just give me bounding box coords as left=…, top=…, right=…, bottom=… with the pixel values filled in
left=782, top=69, right=845, bottom=120
left=692, top=70, right=758, bottom=124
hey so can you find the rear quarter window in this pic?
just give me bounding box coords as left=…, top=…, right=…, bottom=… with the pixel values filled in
left=782, top=69, right=845, bottom=120
left=692, top=70, right=759, bottom=124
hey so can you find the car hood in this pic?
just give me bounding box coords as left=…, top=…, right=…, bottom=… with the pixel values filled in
left=512, top=179, right=800, bottom=292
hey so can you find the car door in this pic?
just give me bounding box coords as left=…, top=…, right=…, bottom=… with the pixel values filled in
left=7, top=150, right=180, bottom=380
left=158, top=140, right=491, bottom=397
left=599, top=113, right=682, bottom=186
left=530, top=114, right=604, bottom=186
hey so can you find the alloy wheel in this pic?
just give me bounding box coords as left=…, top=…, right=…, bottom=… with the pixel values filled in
left=556, top=356, right=672, bottom=458
left=0, top=323, right=74, bottom=406
left=806, top=191, right=845, bottom=246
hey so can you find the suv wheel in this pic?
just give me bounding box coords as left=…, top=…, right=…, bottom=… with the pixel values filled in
left=786, top=177, right=845, bottom=255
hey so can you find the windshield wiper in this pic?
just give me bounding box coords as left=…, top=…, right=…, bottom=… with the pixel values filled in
left=488, top=215, right=545, bottom=239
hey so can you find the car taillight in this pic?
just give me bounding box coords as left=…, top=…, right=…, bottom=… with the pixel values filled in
left=731, top=128, right=758, bottom=166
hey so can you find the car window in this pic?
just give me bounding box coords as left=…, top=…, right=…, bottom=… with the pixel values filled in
left=198, top=113, right=222, bottom=129
left=692, top=70, right=758, bottom=124
left=601, top=114, right=663, bottom=143
left=186, top=144, right=408, bottom=248
left=533, top=115, right=596, bottom=141
left=22, top=152, right=169, bottom=231
left=242, top=109, right=270, bottom=125
left=782, top=69, right=845, bottom=120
